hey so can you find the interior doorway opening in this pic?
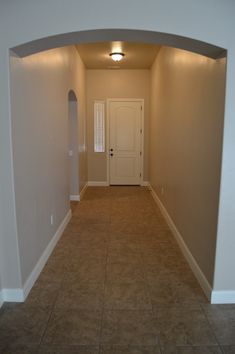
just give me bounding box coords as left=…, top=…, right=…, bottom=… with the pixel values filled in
left=68, top=90, right=79, bottom=201
left=6, top=27, right=228, bottom=304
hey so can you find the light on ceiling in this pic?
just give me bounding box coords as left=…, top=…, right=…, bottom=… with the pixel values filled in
left=109, top=52, right=125, bottom=62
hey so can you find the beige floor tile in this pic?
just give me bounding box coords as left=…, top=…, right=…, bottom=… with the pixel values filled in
left=100, top=345, right=161, bottom=353
left=62, top=263, right=106, bottom=285
left=0, top=344, right=39, bottom=354
left=108, top=249, right=142, bottom=265
left=154, top=306, right=217, bottom=346
left=38, top=346, right=99, bottom=354
left=101, top=310, right=159, bottom=345
left=104, top=281, right=152, bottom=310
left=203, top=306, right=235, bottom=345
left=222, top=346, right=235, bottom=353
left=23, top=281, right=61, bottom=309
left=148, top=277, right=207, bottom=307
left=55, top=281, right=104, bottom=309
left=160, top=345, right=223, bottom=353
left=42, top=309, right=102, bottom=345
left=0, top=306, right=50, bottom=347
left=106, top=262, right=145, bottom=282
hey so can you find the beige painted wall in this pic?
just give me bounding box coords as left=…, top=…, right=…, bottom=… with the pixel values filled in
left=150, top=47, right=226, bottom=286
left=86, top=69, right=150, bottom=182
left=10, top=46, right=87, bottom=284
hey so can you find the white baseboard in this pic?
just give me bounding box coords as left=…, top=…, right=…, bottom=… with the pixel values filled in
left=70, top=183, right=88, bottom=202
left=211, top=290, right=235, bottom=304
left=87, top=181, right=109, bottom=187
left=0, top=291, right=3, bottom=308
left=149, top=184, right=212, bottom=301
left=1, top=209, right=72, bottom=304
left=22, top=209, right=72, bottom=300
left=141, top=181, right=149, bottom=187
left=2, top=288, right=24, bottom=302
left=79, top=182, right=88, bottom=200
left=70, top=195, right=80, bottom=201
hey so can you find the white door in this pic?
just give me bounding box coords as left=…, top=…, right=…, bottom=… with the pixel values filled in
left=109, top=100, right=143, bottom=185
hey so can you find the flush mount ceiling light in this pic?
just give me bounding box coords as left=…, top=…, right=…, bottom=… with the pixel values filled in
left=109, top=52, right=125, bottom=62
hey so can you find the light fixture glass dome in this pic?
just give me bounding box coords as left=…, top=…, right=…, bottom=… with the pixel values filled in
left=109, top=52, right=125, bottom=62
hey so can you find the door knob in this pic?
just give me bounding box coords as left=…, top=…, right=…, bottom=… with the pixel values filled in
left=110, top=148, right=113, bottom=152
left=110, top=153, right=113, bottom=157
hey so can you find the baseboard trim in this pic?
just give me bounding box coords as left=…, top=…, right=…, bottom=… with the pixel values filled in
left=149, top=184, right=212, bottom=301
left=87, top=181, right=109, bottom=187
left=2, top=288, right=24, bottom=302
left=70, top=183, right=88, bottom=202
left=141, top=181, right=149, bottom=187
left=79, top=183, right=88, bottom=200
left=1, top=209, right=72, bottom=304
left=1, top=209, right=71, bottom=304
left=22, top=209, right=72, bottom=300
left=70, top=195, right=80, bottom=201
left=211, top=290, right=235, bottom=304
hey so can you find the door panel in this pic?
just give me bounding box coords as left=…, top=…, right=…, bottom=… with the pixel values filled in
left=109, top=101, right=142, bottom=185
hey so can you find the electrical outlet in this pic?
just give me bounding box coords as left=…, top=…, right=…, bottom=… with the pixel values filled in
left=50, top=214, right=54, bottom=225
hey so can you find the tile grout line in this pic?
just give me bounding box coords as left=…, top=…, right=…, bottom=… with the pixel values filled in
left=138, top=210, right=163, bottom=352
left=37, top=269, right=67, bottom=349
left=199, top=303, right=224, bottom=349
left=98, top=199, right=112, bottom=354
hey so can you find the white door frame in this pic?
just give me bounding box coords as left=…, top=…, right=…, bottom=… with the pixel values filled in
left=106, top=98, right=144, bottom=186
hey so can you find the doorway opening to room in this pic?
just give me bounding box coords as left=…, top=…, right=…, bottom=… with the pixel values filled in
left=8, top=30, right=227, bottom=306
left=68, top=90, right=79, bottom=200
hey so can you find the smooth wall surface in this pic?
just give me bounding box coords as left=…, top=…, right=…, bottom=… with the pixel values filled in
left=10, top=46, right=86, bottom=284
left=150, top=47, right=226, bottom=285
left=86, top=69, right=150, bottom=182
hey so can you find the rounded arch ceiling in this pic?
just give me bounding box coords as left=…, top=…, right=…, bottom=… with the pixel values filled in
left=11, top=29, right=226, bottom=59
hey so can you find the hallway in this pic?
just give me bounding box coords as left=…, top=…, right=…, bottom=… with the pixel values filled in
left=0, top=187, right=234, bottom=353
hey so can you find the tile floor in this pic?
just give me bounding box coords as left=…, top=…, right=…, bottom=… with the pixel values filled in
left=0, top=186, right=235, bottom=353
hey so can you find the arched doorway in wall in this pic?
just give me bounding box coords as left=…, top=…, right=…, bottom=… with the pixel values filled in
left=12, top=29, right=226, bottom=59
left=7, top=29, right=228, bottom=304
left=68, top=90, right=79, bottom=201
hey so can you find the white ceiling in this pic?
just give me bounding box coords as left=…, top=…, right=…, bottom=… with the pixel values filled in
left=76, top=42, right=161, bottom=69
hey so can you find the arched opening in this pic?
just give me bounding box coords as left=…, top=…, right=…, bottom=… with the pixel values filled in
left=68, top=90, right=79, bottom=201
left=11, top=29, right=226, bottom=59
left=5, top=26, right=229, bottom=306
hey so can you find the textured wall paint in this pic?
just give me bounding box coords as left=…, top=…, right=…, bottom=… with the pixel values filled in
left=10, top=46, right=86, bottom=284
left=86, top=69, right=150, bottom=182
left=150, top=47, right=226, bottom=285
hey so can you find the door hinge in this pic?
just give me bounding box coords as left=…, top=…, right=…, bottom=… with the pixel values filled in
left=140, top=151, right=142, bottom=156
left=140, top=129, right=142, bottom=134
left=140, top=173, right=142, bottom=177
left=141, top=106, right=142, bottom=111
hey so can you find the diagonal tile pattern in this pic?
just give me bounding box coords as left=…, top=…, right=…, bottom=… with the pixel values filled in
left=0, top=186, right=234, bottom=353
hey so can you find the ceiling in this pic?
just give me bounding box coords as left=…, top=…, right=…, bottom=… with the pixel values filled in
left=76, top=42, right=161, bottom=69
